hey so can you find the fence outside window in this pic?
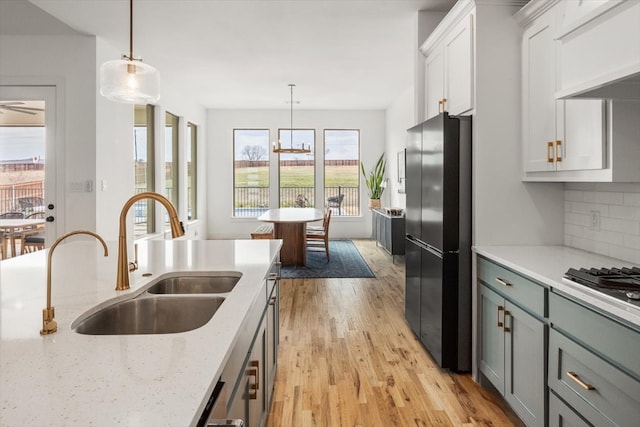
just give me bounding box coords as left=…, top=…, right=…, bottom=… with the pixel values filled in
left=233, top=185, right=358, bottom=217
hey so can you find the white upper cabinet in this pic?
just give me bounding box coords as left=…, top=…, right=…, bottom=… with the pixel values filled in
left=444, top=14, right=474, bottom=117
left=555, top=0, right=640, bottom=99
left=521, top=3, right=605, bottom=175
left=424, top=47, right=444, bottom=121
left=522, top=7, right=556, bottom=172
left=516, top=0, right=640, bottom=182
left=421, top=5, right=474, bottom=120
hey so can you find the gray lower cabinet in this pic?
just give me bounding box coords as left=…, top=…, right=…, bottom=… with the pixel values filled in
left=265, top=275, right=279, bottom=398
left=371, top=209, right=405, bottom=256
left=477, top=257, right=546, bottom=427
left=548, top=291, right=640, bottom=426
left=224, top=260, right=280, bottom=427
left=479, top=285, right=545, bottom=427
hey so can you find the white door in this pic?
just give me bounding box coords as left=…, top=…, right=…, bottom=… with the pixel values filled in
left=0, top=85, right=59, bottom=251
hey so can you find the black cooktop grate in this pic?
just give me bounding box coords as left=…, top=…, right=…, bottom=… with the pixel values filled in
left=564, top=267, right=640, bottom=291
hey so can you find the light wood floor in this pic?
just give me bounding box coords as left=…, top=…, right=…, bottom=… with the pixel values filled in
left=266, top=239, right=523, bottom=427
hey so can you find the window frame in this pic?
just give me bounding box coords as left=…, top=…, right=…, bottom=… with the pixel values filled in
left=133, top=104, right=155, bottom=237
left=323, top=129, right=360, bottom=217
left=165, top=111, right=179, bottom=214
left=233, top=128, right=271, bottom=217
left=187, top=121, right=197, bottom=221
left=277, top=128, right=316, bottom=208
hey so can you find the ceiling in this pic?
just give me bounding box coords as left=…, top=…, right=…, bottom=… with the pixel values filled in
left=23, top=0, right=454, bottom=110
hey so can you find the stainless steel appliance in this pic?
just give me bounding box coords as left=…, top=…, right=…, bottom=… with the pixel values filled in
left=404, top=112, right=472, bottom=372
left=196, top=382, right=245, bottom=427
left=563, top=267, right=640, bottom=306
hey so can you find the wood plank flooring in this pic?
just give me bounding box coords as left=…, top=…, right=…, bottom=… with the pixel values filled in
left=266, top=239, right=524, bottom=427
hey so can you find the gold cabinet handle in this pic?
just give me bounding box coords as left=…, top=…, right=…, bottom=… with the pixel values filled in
left=497, top=305, right=504, bottom=327
left=555, top=140, right=562, bottom=162
left=438, top=98, right=448, bottom=113
left=495, top=277, right=512, bottom=287
left=503, top=310, right=511, bottom=333
left=547, top=141, right=554, bottom=163
left=567, top=371, right=595, bottom=390
left=248, top=360, right=260, bottom=399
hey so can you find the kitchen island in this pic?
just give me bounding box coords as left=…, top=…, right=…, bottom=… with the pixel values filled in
left=0, top=238, right=281, bottom=426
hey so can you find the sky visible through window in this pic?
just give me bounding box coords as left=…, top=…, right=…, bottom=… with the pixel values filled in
left=0, top=127, right=45, bottom=161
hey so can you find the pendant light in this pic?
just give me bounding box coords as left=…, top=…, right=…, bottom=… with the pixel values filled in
left=100, top=0, right=160, bottom=104
left=272, top=84, right=311, bottom=154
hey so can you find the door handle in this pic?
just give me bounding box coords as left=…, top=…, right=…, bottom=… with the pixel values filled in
left=497, top=305, right=504, bottom=327
left=46, top=216, right=55, bottom=222
left=555, top=140, right=562, bottom=162
left=495, top=277, right=511, bottom=287
left=566, top=371, right=595, bottom=390
left=248, top=360, right=259, bottom=399
left=47, top=204, right=54, bottom=210
left=503, top=310, right=511, bottom=333
left=438, top=98, right=447, bottom=113
left=547, top=142, right=554, bottom=163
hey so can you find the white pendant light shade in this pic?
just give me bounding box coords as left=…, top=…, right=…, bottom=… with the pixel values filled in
left=100, top=59, right=160, bottom=104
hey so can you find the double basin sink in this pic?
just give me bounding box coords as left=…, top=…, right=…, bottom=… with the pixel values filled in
left=72, top=273, right=242, bottom=335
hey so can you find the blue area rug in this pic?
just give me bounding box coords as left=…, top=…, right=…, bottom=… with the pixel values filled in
left=281, top=240, right=375, bottom=279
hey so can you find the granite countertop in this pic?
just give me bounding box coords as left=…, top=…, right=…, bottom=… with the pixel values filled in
left=0, top=239, right=282, bottom=426
left=473, top=245, right=640, bottom=328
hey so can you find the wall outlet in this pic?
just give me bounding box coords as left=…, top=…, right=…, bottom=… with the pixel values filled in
left=589, top=210, right=601, bottom=231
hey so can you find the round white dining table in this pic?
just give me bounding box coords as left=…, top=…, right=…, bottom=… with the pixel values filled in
left=257, top=208, right=324, bottom=266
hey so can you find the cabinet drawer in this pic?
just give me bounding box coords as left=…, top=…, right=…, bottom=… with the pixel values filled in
left=549, top=329, right=640, bottom=426
left=549, top=390, right=589, bottom=427
left=549, top=291, right=640, bottom=376
left=477, top=257, right=546, bottom=317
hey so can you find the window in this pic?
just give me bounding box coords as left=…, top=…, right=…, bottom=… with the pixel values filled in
left=165, top=112, right=179, bottom=227
left=187, top=122, right=197, bottom=220
left=278, top=129, right=315, bottom=208
left=133, top=104, right=155, bottom=237
left=234, top=129, right=269, bottom=217
left=324, top=130, right=359, bottom=216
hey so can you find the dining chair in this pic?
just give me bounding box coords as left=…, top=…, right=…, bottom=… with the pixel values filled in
left=0, top=232, right=5, bottom=260
left=1, top=212, right=26, bottom=257
left=20, top=212, right=46, bottom=254
left=306, top=208, right=331, bottom=261
left=307, top=207, right=329, bottom=232
left=0, top=212, right=25, bottom=219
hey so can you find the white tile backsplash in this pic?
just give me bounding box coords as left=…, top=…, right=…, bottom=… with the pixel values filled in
left=564, top=183, right=640, bottom=264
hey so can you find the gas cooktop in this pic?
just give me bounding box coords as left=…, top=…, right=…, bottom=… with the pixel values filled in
left=563, top=266, right=640, bottom=305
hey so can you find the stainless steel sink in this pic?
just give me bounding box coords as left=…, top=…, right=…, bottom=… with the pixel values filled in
left=73, top=295, right=225, bottom=335
left=146, top=273, right=242, bottom=295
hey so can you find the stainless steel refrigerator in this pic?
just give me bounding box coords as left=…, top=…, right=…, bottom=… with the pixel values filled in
left=405, top=112, right=471, bottom=372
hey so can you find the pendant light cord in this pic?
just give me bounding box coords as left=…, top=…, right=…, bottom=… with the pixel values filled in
left=129, top=0, right=134, bottom=60
left=289, top=83, right=294, bottom=148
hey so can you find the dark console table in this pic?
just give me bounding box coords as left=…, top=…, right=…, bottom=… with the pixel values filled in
left=371, top=209, right=405, bottom=260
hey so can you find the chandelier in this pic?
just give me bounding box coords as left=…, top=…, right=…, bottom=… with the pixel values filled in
left=272, top=84, right=311, bottom=154
left=99, top=0, right=160, bottom=104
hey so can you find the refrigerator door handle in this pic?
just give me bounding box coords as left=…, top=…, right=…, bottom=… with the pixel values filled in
left=407, top=236, right=442, bottom=258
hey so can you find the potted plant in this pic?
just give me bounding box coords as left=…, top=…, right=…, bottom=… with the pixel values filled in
left=360, top=153, right=386, bottom=209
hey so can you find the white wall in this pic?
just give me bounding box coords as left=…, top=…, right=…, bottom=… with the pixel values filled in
left=473, top=4, right=564, bottom=246
left=206, top=109, right=385, bottom=240
left=1, top=1, right=207, bottom=243
left=384, top=85, right=413, bottom=209
left=564, top=182, right=640, bottom=264
left=95, top=38, right=207, bottom=241
left=1, top=33, right=97, bottom=235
